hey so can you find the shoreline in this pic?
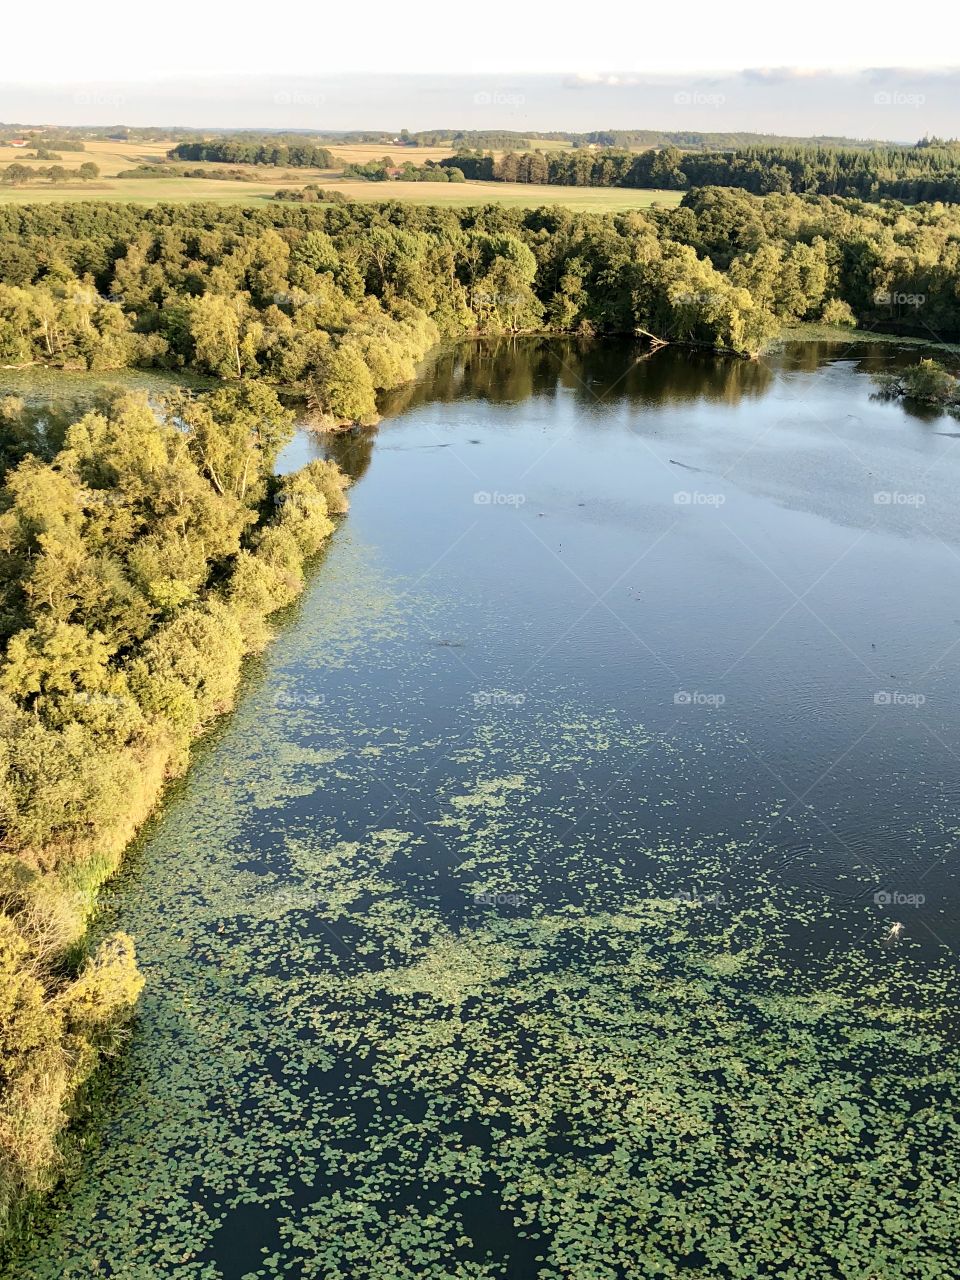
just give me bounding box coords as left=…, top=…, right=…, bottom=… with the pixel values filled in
left=0, top=422, right=351, bottom=1265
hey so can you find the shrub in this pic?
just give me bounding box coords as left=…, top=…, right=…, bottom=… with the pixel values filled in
left=820, top=298, right=857, bottom=327
left=130, top=601, right=245, bottom=736
left=308, top=342, right=379, bottom=424
left=874, top=359, right=960, bottom=407
left=0, top=388, right=350, bottom=1255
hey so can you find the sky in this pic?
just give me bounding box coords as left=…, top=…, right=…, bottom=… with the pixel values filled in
left=1, top=0, right=957, bottom=138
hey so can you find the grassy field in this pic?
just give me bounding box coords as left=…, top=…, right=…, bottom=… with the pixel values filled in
left=521, top=138, right=573, bottom=152
left=0, top=175, right=683, bottom=212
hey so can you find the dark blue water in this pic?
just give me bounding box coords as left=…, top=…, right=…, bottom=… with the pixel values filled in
left=10, top=336, right=960, bottom=1280
left=289, top=337, right=960, bottom=925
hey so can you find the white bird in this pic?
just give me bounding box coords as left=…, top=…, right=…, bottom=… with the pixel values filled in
left=885, top=921, right=904, bottom=943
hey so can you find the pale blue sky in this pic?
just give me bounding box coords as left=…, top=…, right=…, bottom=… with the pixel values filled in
left=2, top=0, right=956, bottom=137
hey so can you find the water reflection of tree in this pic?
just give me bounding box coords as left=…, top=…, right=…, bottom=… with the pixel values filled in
left=781, top=338, right=959, bottom=377
left=297, top=334, right=915, bottom=484
left=0, top=395, right=110, bottom=472
left=378, top=336, right=777, bottom=419
left=318, top=425, right=377, bottom=482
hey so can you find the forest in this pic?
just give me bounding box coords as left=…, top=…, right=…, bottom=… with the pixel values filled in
left=0, top=189, right=959, bottom=389
left=443, top=142, right=960, bottom=202
left=168, top=140, right=335, bottom=168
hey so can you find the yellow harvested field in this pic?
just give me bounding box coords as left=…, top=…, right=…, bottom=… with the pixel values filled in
left=0, top=137, right=170, bottom=175
left=0, top=135, right=683, bottom=212
left=0, top=175, right=684, bottom=212
left=326, top=140, right=574, bottom=164
left=326, top=142, right=459, bottom=166
left=323, top=181, right=683, bottom=211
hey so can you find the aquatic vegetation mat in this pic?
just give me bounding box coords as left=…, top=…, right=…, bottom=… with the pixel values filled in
left=8, top=547, right=958, bottom=1280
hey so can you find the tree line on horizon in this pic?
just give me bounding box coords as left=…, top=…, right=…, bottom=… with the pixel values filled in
left=10, top=123, right=910, bottom=152
left=168, top=139, right=334, bottom=168
left=441, top=142, right=960, bottom=202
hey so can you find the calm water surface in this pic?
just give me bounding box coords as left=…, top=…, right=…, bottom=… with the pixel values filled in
left=8, top=338, right=960, bottom=1278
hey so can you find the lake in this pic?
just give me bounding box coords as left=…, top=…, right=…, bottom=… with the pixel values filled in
left=7, top=337, right=960, bottom=1278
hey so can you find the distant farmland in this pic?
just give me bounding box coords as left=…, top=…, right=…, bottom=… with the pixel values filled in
left=0, top=134, right=683, bottom=210
left=0, top=175, right=683, bottom=212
